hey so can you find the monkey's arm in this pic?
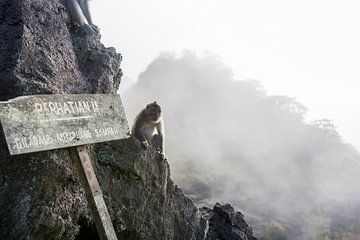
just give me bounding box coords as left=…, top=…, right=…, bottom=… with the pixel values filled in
left=79, top=0, right=93, bottom=25
left=155, top=122, right=165, bottom=153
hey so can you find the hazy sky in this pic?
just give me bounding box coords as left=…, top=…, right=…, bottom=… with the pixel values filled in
left=91, top=0, right=360, bottom=150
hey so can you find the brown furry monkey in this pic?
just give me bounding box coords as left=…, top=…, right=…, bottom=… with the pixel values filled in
left=131, top=101, right=165, bottom=155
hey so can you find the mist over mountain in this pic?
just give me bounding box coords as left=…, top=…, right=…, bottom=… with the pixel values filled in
left=123, top=51, right=360, bottom=239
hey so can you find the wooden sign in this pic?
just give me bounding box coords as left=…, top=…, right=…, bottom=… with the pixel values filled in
left=0, top=94, right=129, bottom=155
left=0, top=94, right=127, bottom=240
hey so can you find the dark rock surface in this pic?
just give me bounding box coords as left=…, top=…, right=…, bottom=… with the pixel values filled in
left=0, top=0, right=255, bottom=239
left=201, top=203, right=257, bottom=240
left=94, top=139, right=203, bottom=240
left=0, top=0, right=202, bottom=239
left=0, top=0, right=121, bottom=100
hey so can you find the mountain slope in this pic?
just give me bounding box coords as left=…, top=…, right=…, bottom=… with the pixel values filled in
left=124, top=52, right=360, bottom=239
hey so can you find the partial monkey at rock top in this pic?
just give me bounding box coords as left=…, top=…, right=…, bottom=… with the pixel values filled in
left=61, top=0, right=93, bottom=26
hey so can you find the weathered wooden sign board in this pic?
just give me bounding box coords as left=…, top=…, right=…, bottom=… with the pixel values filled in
left=0, top=94, right=128, bottom=240
left=0, top=94, right=129, bottom=155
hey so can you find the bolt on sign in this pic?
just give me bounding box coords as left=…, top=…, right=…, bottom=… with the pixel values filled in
left=0, top=94, right=129, bottom=155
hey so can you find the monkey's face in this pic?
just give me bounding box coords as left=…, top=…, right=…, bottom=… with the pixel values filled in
left=145, top=102, right=162, bottom=122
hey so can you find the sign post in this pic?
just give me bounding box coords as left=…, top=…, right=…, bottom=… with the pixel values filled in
left=69, top=146, right=118, bottom=240
left=0, top=94, right=129, bottom=240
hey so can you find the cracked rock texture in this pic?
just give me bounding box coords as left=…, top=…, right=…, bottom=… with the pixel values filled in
left=0, top=0, right=256, bottom=239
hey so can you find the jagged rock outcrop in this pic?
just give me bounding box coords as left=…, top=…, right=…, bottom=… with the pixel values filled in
left=0, top=0, right=202, bottom=239
left=93, top=138, right=203, bottom=240
left=0, top=0, right=255, bottom=239
left=0, top=0, right=121, bottom=100
left=201, top=203, right=256, bottom=240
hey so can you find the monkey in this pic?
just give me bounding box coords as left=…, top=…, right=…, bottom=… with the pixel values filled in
left=131, top=101, right=165, bottom=156
left=62, top=0, right=93, bottom=27
left=132, top=102, right=167, bottom=200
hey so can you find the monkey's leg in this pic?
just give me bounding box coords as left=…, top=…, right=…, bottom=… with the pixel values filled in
left=152, top=134, right=163, bottom=153
left=152, top=135, right=166, bottom=159
left=135, top=132, right=149, bottom=150
left=66, top=0, right=86, bottom=26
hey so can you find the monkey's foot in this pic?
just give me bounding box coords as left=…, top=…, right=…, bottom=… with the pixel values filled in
left=141, top=141, right=149, bottom=150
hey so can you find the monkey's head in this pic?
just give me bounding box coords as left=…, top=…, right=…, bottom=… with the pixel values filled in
left=144, top=101, right=162, bottom=122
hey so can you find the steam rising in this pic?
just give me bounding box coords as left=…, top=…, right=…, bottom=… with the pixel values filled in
left=123, top=52, right=360, bottom=239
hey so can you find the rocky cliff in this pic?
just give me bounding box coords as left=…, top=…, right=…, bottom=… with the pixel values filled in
left=201, top=203, right=257, bottom=240
left=0, top=0, right=256, bottom=239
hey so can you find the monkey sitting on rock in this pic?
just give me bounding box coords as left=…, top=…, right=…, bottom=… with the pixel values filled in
left=131, top=101, right=165, bottom=157
left=61, top=0, right=93, bottom=27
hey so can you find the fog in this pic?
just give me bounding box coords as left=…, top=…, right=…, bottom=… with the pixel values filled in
left=123, top=52, right=360, bottom=239
left=92, top=0, right=360, bottom=152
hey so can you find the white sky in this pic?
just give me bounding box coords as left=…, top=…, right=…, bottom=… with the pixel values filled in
left=91, top=0, right=360, bottom=150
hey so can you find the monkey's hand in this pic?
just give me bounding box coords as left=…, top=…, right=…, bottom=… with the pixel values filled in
left=160, top=152, right=166, bottom=160
left=141, top=141, right=149, bottom=150
left=154, top=147, right=166, bottom=159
